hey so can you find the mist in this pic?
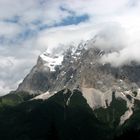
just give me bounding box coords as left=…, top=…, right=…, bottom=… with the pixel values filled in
left=87, top=23, right=140, bottom=67
left=1, top=0, right=140, bottom=95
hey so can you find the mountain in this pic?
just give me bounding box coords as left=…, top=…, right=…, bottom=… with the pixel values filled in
left=1, top=38, right=140, bottom=139
left=17, top=38, right=140, bottom=124
left=0, top=89, right=112, bottom=140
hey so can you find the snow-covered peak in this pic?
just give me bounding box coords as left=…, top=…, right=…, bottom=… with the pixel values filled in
left=40, top=52, right=64, bottom=72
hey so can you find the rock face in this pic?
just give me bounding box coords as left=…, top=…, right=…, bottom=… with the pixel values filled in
left=17, top=39, right=140, bottom=95
left=17, top=56, right=51, bottom=94
left=17, top=39, right=140, bottom=124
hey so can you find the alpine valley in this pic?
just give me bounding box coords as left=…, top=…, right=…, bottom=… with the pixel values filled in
left=1, top=37, right=140, bottom=140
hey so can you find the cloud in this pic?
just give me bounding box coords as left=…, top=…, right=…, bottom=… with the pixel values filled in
left=0, top=42, right=40, bottom=95
left=36, top=22, right=98, bottom=52
left=100, top=47, right=140, bottom=67
left=99, top=30, right=140, bottom=67
left=88, top=23, right=127, bottom=51
left=1, top=0, right=140, bottom=95
left=0, top=22, right=21, bottom=37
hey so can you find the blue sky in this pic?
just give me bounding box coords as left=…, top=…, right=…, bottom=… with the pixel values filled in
left=0, top=0, right=140, bottom=95
left=0, top=4, right=89, bottom=46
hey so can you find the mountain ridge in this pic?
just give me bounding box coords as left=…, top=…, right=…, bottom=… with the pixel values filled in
left=1, top=38, right=140, bottom=139
left=15, top=38, right=140, bottom=126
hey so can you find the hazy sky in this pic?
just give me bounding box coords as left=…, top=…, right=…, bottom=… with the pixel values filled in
left=0, top=0, right=140, bottom=95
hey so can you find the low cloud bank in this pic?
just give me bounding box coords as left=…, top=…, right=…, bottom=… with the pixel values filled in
left=96, top=24, right=140, bottom=67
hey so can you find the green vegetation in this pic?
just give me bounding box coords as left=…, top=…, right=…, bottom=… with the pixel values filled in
left=0, top=89, right=112, bottom=140
left=94, top=92, right=128, bottom=129
left=0, top=89, right=140, bottom=140
left=0, top=91, right=34, bottom=108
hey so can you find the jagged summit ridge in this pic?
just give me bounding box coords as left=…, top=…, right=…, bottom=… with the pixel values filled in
left=17, top=38, right=140, bottom=99
left=16, top=38, right=140, bottom=125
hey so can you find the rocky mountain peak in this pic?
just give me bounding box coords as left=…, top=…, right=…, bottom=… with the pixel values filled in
left=16, top=38, right=140, bottom=125
left=17, top=38, right=140, bottom=95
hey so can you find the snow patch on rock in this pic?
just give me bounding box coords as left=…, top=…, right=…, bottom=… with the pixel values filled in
left=40, top=52, right=64, bottom=72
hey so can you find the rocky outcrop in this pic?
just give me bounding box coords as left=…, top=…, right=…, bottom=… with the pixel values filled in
left=16, top=39, right=140, bottom=124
